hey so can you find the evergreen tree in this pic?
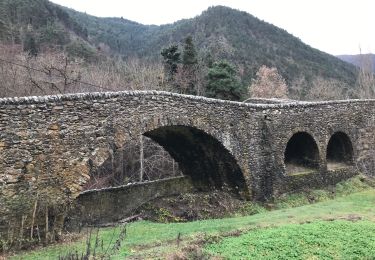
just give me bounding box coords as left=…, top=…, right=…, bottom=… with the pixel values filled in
left=206, top=60, right=245, bottom=101
left=181, top=35, right=198, bottom=95
left=161, top=45, right=180, bottom=82
left=182, top=36, right=197, bottom=65
left=65, top=40, right=97, bottom=62
left=23, top=32, right=39, bottom=56
left=0, top=19, right=9, bottom=41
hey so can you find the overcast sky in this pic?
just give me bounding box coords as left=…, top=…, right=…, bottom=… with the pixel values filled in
left=49, top=0, right=374, bottom=55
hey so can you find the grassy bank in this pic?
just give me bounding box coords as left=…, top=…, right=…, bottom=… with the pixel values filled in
left=9, top=176, right=375, bottom=259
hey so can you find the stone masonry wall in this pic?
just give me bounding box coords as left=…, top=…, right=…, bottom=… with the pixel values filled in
left=0, top=91, right=374, bottom=233
left=69, top=176, right=193, bottom=226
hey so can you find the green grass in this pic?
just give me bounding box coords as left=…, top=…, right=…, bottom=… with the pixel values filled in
left=205, top=220, right=375, bottom=259
left=10, top=188, right=375, bottom=259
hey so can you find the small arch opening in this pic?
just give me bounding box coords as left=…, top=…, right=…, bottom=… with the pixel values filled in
left=326, top=132, right=353, bottom=170
left=284, top=132, right=320, bottom=174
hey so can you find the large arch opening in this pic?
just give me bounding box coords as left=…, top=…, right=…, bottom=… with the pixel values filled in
left=326, top=132, right=354, bottom=170
left=143, top=125, right=248, bottom=197
left=68, top=125, right=249, bottom=228
left=284, top=132, right=320, bottom=174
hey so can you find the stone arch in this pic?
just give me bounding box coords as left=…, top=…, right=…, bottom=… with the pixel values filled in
left=284, top=132, right=320, bottom=174
left=143, top=125, right=248, bottom=197
left=326, top=131, right=354, bottom=169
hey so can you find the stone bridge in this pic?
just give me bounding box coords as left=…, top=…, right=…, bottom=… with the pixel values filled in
left=0, top=91, right=374, bottom=226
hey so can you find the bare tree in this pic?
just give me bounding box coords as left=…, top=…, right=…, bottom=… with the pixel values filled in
left=81, top=57, right=165, bottom=92
left=83, top=137, right=182, bottom=190
left=23, top=52, right=83, bottom=94
left=305, top=77, right=346, bottom=101
left=0, top=45, right=168, bottom=97
left=248, top=65, right=288, bottom=99
left=356, top=53, right=375, bottom=99
left=0, top=44, right=24, bottom=97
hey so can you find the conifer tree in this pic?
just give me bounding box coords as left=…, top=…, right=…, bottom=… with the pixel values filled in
left=181, top=35, right=198, bottom=95
left=206, top=60, right=245, bottom=101
left=161, top=44, right=180, bottom=82
left=23, top=32, right=39, bottom=56
left=182, top=36, right=197, bottom=66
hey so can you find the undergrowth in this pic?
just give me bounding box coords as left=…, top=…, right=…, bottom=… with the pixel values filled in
left=271, top=174, right=374, bottom=209
left=139, top=175, right=375, bottom=223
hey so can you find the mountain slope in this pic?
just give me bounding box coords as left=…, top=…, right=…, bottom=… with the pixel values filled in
left=0, top=0, right=87, bottom=44
left=338, top=54, right=375, bottom=72
left=0, top=1, right=359, bottom=96
left=65, top=5, right=359, bottom=90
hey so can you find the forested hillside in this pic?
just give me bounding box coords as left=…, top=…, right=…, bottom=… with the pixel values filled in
left=0, top=0, right=366, bottom=100
left=0, top=0, right=87, bottom=48
left=67, top=5, right=358, bottom=88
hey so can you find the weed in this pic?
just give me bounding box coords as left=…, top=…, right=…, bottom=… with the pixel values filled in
left=57, top=224, right=127, bottom=260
